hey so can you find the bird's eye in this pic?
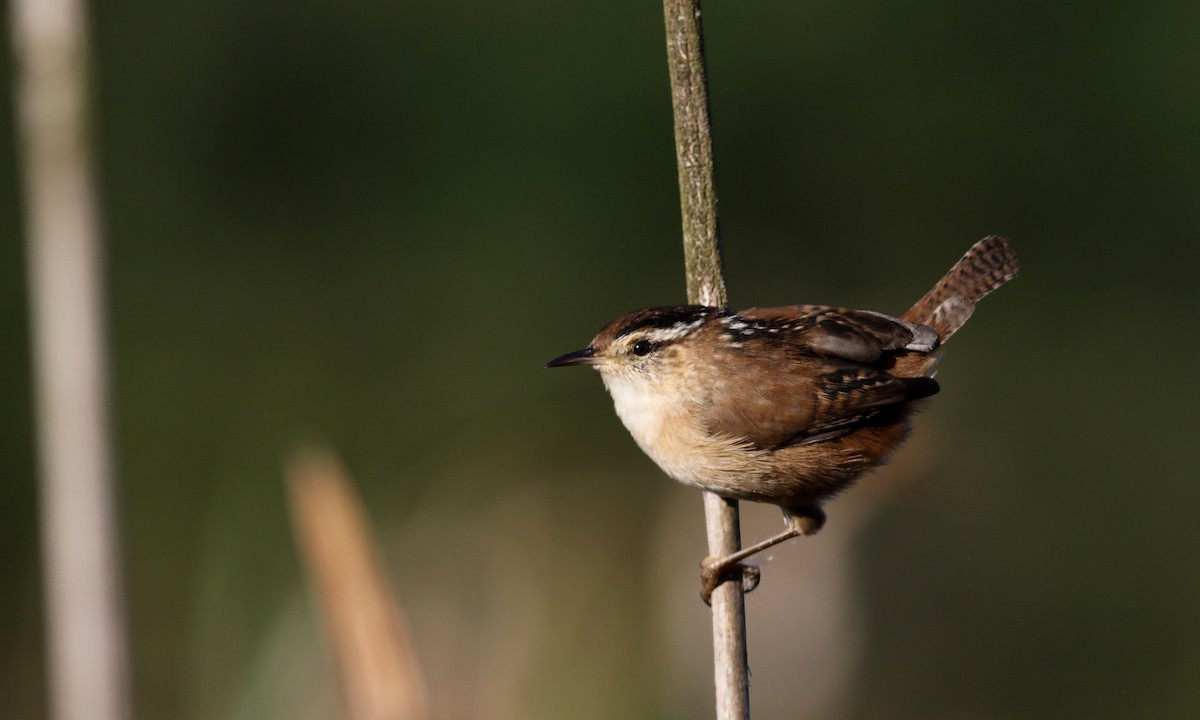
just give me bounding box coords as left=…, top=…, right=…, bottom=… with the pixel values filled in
left=632, top=339, right=654, bottom=356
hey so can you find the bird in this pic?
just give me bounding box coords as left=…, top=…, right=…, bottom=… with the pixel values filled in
left=547, top=235, right=1020, bottom=600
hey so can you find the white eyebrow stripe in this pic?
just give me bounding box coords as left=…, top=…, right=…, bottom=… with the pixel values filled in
left=642, top=318, right=705, bottom=342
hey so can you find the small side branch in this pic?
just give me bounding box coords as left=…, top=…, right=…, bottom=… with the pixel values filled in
left=662, top=1, right=749, bottom=718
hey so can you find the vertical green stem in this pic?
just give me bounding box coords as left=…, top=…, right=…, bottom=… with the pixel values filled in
left=664, top=0, right=728, bottom=309
left=662, top=1, right=749, bottom=718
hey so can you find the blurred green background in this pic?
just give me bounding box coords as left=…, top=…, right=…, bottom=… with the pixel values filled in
left=3, top=0, right=1199, bottom=718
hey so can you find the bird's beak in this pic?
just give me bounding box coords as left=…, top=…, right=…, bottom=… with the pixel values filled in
left=546, top=347, right=601, bottom=368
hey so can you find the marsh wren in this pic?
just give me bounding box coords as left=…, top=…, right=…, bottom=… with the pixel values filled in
left=548, top=236, right=1019, bottom=601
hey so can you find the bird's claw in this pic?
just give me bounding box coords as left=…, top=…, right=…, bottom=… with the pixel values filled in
left=700, top=558, right=761, bottom=605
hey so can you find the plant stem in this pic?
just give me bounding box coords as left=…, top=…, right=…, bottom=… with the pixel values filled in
left=662, top=1, right=749, bottom=718
left=663, top=0, right=727, bottom=310
left=13, top=0, right=131, bottom=719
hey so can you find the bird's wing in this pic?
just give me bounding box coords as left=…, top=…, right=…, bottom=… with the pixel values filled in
left=738, top=305, right=939, bottom=360
left=701, top=306, right=940, bottom=449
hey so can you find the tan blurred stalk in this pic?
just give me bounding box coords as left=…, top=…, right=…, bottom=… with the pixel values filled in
left=11, top=0, right=131, bottom=719
left=286, top=447, right=430, bottom=720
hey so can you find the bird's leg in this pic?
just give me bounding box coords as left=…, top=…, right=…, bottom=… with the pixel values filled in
left=700, top=504, right=825, bottom=604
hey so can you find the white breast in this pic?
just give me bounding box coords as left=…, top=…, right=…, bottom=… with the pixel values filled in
left=600, top=372, right=670, bottom=456
left=599, top=369, right=771, bottom=498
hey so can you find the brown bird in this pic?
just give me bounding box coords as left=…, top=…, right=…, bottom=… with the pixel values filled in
left=548, top=236, right=1020, bottom=600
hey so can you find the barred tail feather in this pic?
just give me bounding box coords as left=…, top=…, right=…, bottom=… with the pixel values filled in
left=893, top=236, right=1019, bottom=379
left=903, top=235, right=1020, bottom=340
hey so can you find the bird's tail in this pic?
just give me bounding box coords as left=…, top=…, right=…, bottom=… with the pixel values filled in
left=894, top=235, right=1020, bottom=377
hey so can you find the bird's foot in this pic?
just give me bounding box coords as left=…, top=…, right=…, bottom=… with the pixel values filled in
left=700, top=557, right=761, bottom=605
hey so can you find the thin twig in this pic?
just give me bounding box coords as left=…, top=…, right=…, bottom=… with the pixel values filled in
left=661, top=1, right=750, bottom=718
left=12, top=1, right=131, bottom=719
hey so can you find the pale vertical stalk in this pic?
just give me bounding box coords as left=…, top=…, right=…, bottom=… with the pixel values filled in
left=701, top=492, right=749, bottom=719
left=662, top=1, right=750, bottom=718
left=11, top=1, right=130, bottom=720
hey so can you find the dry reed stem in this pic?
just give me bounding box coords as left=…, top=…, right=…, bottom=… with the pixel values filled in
left=286, top=447, right=430, bottom=720
left=13, top=0, right=131, bottom=718
left=662, top=1, right=750, bottom=717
